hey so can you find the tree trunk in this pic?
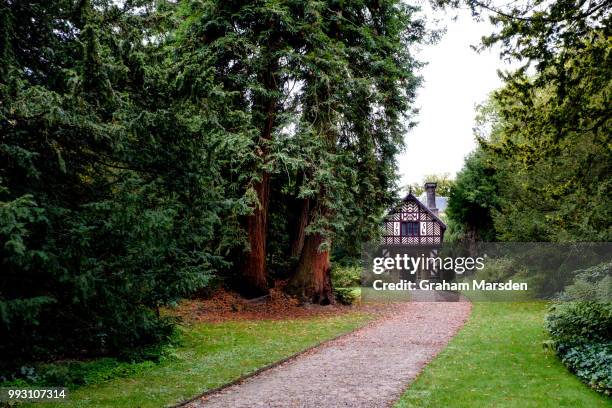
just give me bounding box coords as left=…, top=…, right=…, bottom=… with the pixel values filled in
left=466, top=226, right=478, bottom=257
left=289, top=198, right=309, bottom=258
left=287, top=232, right=334, bottom=305
left=239, top=50, right=278, bottom=297
left=239, top=172, right=271, bottom=297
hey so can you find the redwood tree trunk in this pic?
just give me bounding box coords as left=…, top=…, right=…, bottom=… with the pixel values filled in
left=240, top=172, right=271, bottom=297
left=288, top=232, right=334, bottom=305
left=289, top=198, right=309, bottom=258
left=239, top=51, right=278, bottom=297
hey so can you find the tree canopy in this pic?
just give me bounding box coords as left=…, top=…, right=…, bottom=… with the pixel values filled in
left=446, top=0, right=611, bottom=243
left=0, top=0, right=432, bottom=375
left=405, top=173, right=454, bottom=196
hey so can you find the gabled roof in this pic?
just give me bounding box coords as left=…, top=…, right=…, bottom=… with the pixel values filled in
left=386, top=192, right=447, bottom=229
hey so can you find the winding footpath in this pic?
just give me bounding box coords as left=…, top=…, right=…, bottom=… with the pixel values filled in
left=186, top=301, right=471, bottom=408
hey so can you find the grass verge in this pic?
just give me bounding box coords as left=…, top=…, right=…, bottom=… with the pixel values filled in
left=26, top=313, right=371, bottom=408
left=395, top=302, right=611, bottom=408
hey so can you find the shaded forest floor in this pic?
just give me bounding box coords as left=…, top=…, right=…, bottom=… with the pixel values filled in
left=171, top=285, right=388, bottom=323
left=171, top=286, right=346, bottom=322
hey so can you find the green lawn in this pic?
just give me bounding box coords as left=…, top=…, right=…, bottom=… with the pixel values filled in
left=395, top=302, right=611, bottom=408
left=30, top=313, right=371, bottom=408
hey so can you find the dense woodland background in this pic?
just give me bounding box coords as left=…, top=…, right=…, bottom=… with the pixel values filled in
left=1, top=0, right=610, bottom=386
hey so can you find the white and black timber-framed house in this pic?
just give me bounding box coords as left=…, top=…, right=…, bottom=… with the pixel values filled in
left=382, top=182, right=447, bottom=245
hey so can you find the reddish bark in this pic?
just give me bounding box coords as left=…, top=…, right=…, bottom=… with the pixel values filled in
left=240, top=172, right=271, bottom=297
left=236, top=27, right=286, bottom=297
left=288, top=232, right=334, bottom=305
left=239, top=54, right=278, bottom=298
left=289, top=198, right=309, bottom=258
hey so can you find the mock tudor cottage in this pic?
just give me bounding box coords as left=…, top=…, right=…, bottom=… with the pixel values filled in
left=382, top=182, right=447, bottom=245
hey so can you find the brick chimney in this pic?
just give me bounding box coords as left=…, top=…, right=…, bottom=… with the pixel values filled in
left=424, top=182, right=438, bottom=215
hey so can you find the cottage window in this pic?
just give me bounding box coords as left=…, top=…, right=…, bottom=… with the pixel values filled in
left=400, top=221, right=419, bottom=237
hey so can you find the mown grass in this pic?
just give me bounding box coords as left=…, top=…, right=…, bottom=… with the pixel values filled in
left=27, top=313, right=371, bottom=408
left=395, top=302, right=611, bottom=408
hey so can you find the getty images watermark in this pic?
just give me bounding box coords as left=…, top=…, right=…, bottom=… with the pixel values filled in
left=360, top=242, right=611, bottom=302
left=371, top=251, right=527, bottom=292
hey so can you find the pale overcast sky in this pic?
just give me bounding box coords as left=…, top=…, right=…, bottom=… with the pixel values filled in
left=397, top=5, right=515, bottom=189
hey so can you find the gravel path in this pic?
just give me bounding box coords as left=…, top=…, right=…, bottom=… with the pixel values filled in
left=187, top=301, right=471, bottom=408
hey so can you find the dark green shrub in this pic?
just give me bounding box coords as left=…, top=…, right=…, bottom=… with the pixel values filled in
left=0, top=1, right=245, bottom=380
left=557, top=342, right=612, bottom=395
left=2, top=358, right=157, bottom=388
left=545, top=302, right=612, bottom=345
left=545, top=263, right=612, bottom=395
left=1, top=334, right=181, bottom=387
left=545, top=262, right=612, bottom=395
left=545, top=300, right=611, bottom=394
left=558, top=262, right=611, bottom=302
